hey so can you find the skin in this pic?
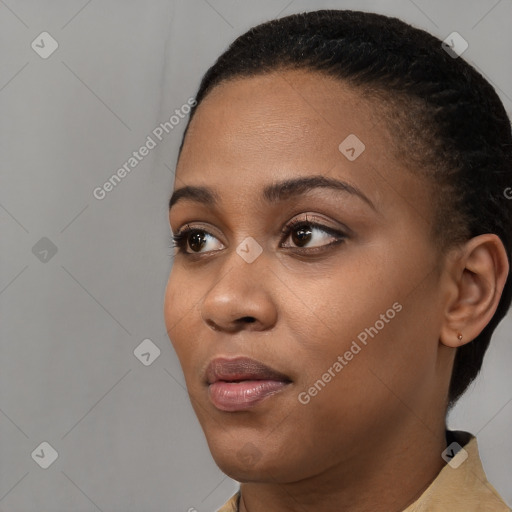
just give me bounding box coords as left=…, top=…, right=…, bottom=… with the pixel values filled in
left=164, top=69, right=509, bottom=512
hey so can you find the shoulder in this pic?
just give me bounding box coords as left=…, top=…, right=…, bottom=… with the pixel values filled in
left=216, top=490, right=240, bottom=512
left=403, top=430, right=511, bottom=512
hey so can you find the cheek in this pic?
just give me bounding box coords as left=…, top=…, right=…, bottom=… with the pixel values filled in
left=285, top=247, right=438, bottom=405
left=163, top=271, right=178, bottom=336
left=282, top=258, right=399, bottom=358
left=164, top=269, right=197, bottom=358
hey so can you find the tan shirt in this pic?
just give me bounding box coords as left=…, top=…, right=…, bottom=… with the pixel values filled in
left=217, top=431, right=511, bottom=512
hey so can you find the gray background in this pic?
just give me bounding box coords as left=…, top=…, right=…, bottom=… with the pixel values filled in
left=1, top=0, right=511, bottom=510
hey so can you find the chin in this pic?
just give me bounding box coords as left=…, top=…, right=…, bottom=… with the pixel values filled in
left=214, top=455, right=281, bottom=483
left=208, top=439, right=305, bottom=484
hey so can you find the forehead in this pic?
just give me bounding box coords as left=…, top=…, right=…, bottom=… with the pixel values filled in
left=179, top=70, right=378, bottom=172
left=175, top=69, right=432, bottom=221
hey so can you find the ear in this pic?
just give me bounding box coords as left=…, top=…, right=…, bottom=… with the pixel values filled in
left=439, top=234, right=509, bottom=348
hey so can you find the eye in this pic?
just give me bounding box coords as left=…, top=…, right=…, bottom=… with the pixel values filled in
left=171, top=224, right=223, bottom=255
left=280, top=216, right=346, bottom=251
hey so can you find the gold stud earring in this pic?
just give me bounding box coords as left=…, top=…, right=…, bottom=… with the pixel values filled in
left=457, top=332, right=463, bottom=341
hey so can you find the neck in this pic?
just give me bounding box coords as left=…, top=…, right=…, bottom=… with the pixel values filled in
left=238, top=421, right=447, bottom=512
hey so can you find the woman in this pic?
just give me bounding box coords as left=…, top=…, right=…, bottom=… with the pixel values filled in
left=164, top=9, right=511, bottom=512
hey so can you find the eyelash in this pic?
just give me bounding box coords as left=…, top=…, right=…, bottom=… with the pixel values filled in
left=169, top=216, right=346, bottom=257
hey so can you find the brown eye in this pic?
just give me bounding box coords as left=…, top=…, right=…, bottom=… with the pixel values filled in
left=171, top=228, right=223, bottom=255
left=291, top=225, right=313, bottom=247
left=281, top=221, right=345, bottom=250
left=188, top=231, right=207, bottom=252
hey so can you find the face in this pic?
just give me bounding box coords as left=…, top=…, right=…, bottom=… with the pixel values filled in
left=164, top=69, right=451, bottom=483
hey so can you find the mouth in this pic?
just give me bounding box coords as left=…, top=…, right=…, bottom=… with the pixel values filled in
left=205, top=356, right=292, bottom=412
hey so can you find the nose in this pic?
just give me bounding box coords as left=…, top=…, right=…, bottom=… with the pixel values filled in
left=200, top=255, right=278, bottom=333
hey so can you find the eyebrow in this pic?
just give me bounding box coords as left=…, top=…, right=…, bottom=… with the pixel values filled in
left=168, top=175, right=376, bottom=212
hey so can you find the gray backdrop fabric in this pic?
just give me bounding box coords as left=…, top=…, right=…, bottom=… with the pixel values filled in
left=1, top=0, right=511, bottom=510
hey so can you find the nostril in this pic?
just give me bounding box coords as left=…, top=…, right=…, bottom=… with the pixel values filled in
left=205, top=319, right=221, bottom=331
left=240, top=316, right=256, bottom=323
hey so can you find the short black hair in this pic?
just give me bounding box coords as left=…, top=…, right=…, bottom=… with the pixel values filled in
left=178, top=9, right=512, bottom=407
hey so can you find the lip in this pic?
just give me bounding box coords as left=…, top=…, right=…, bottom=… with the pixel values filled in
left=205, top=357, right=292, bottom=412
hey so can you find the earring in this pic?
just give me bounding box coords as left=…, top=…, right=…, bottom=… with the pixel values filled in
left=457, top=332, right=463, bottom=341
